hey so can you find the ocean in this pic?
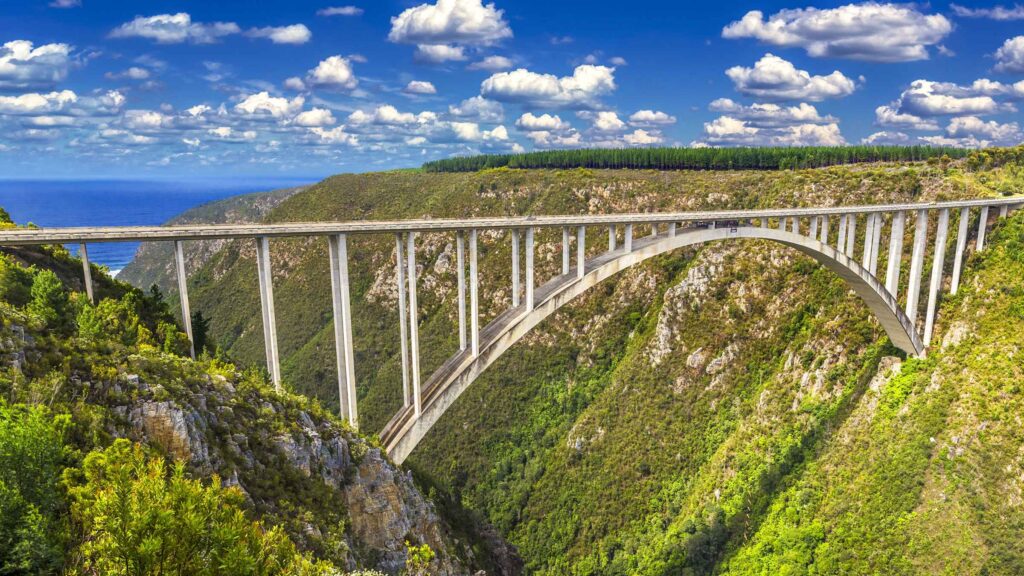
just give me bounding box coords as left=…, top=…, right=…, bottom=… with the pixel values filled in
left=0, top=178, right=315, bottom=274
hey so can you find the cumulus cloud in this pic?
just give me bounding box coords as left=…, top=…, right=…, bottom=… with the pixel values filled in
left=722, top=4, right=951, bottom=62
left=480, top=65, right=616, bottom=108
left=317, top=6, right=364, bottom=16
left=468, top=55, right=513, bottom=71
left=414, top=44, right=467, bottom=63
left=0, top=40, right=71, bottom=90
left=725, top=53, right=856, bottom=101
left=514, top=112, right=569, bottom=131
left=875, top=80, right=1010, bottom=128
left=708, top=98, right=834, bottom=126
left=121, top=109, right=174, bottom=132
left=622, top=129, right=663, bottom=145
left=874, top=106, right=939, bottom=131
left=234, top=92, right=305, bottom=118
left=105, top=67, right=151, bottom=81
left=449, top=96, right=503, bottom=121
left=347, top=104, right=436, bottom=126
left=951, top=3, right=1024, bottom=20
left=628, top=109, right=676, bottom=126
left=0, top=90, right=77, bottom=115
left=860, top=130, right=912, bottom=145
left=110, top=13, right=241, bottom=44
left=308, top=125, right=357, bottom=145
left=404, top=80, right=437, bottom=94
left=946, top=115, right=1021, bottom=143
left=450, top=121, right=508, bottom=142
left=995, top=36, right=1024, bottom=73
left=207, top=126, right=257, bottom=142
left=389, top=0, right=512, bottom=47
left=293, top=107, right=336, bottom=127
left=591, top=111, right=625, bottom=131
left=49, top=0, right=81, bottom=7
left=246, top=24, right=312, bottom=45
left=696, top=98, right=843, bottom=146
left=303, top=55, right=358, bottom=90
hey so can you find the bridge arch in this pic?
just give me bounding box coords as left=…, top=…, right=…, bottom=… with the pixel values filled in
left=382, top=225, right=921, bottom=463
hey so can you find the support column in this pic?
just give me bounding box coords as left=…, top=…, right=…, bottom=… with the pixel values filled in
left=394, top=234, right=410, bottom=407
left=809, top=216, right=819, bottom=240
left=791, top=217, right=800, bottom=235
left=776, top=216, right=786, bottom=230
left=950, top=207, right=970, bottom=295
left=845, top=214, right=857, bottom=257
left=173, top=240, right=195, bottom=359
left=862, top=213, right=875, bottom=269
left=1000, top=205, right=1008, bottom=218
left=576, top=226, right=586, bottom=279
left=470, top=230, right=479, bottom=357
left=821, top=215, right=830, bottom=245
left=456, top=231, right=467, bottom=351
left=406, top=232, right=421, bottom=418
left=328, top=234, right=358, bottom=427
left=79, top=243, right=94, bottom=303
left=562, top=227, right=571, bottom=275
left=836, top=214, right=848, bottom=253
left=869, top=213, right=883, bottom=276
left=924, top=208, right=950, bottom=346
left=525, top=227, right=535, bottom=310
left=624, top=223, right=633, bottom=252
left=608, top=225, right=616, bottom=251
left=885, top=211, right=905, bottom=295
left=760, top=218, right=768, bottom=229
left=511, top=229, right=520, bottom=307
left=670, top=222, right=678, bottom=236
left=255, top=237, right=281, bottom=390
left=977, top=206, right=989, bottom=251
left=905, top=210, right=929, bottom=323
left=649, top=223, right=658, bottom=238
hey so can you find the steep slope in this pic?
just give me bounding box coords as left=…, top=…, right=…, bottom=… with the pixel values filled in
left=0, top=241, right=515, bottom=574
left=126, top=160, right=1024, bottom=574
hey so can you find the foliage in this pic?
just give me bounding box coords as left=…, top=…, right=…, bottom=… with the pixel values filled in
left=64, top=439, right=334, bottom=576
left=422, top=146, right=967, bottom=172
left=403, top=541, right=435, bottom=576
left=0, top=402, right=70, bottom=574
left=28, top=268, right=72, bottom=331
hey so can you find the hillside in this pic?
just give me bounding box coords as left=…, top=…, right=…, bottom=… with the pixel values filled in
left=0, top=237, right=518, bottom=574
left=124, top=158, right=1024, bottom=574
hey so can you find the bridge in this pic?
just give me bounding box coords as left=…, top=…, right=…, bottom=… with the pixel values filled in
left=0, top=196, right=1019, bottom=463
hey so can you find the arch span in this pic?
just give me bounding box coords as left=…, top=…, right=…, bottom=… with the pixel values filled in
left=382, top=225, right=921, bottom=463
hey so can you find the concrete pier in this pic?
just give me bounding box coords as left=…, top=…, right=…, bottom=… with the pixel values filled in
left=80, top=243, right=94, bottom=303
left=950, top=207, right=970, bottom=295
left=173, top=240, right=194, bottom=359
left=407, top=232, right=421, bottom=417
left=905, top=210, right=928, bottom=323
left=255, top=236, right=281, bottom=390
left=329, top=234, right=358, bottom=427
left=395, top=235, right=410, bottom=407
left=923, top=208, right=950, bottom=346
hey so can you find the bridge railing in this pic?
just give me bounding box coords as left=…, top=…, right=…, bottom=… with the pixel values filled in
left=0, top=196, right=1020, bottom=435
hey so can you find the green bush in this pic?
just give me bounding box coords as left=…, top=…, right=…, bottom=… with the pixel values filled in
left=27, top=269, right=71, bottom=331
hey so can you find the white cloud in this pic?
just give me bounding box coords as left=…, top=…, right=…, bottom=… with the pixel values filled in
left=629, top=109, right=677, bottom=126
left=305, top=55, right=358, bottom=90
left=708, top=98, right=834, bottom=126
left=697, top=99, right=843, bottom=146
left=468, top=55, right=513, bottom=71
left=861, top=131, right=911, bottom=145
left=995, top=36, right=1024, bottom=73
left=918, top=134, right=988, bottom=148
left=451, top=121, right=508, bottom=141
left=347, top=104, right=436, bottom=126
left=524, top=129, right=582, bottom=148
left=404, top=80, right=437, bottom=94
left=449, top=96, right=503, bottom=121
left=609, top=56, right=628, bottom=66
left=122, top=109, right=174, bottom=131
left=308, top=125, right=357, bottom=145
left=722, top=4, right=951, bottom=62
left=99, top=129, right=157, bottom=145
left=592, top=111, right=625, bottom=131
left=515, top=112, right=569, bottom=131
left=293, top=107, right=336, bottom=127
left=317, top=6, right=364, bottom=16
left=0, top=40, right=71, bottom=90
left=951, top=4, right=1024, bottom=20
left=246, top=24, right=312, bottom=45
left=725, top=53, right=856, bottom=101
left=874, top=106, right=939, bottom=131
left=414, top=44, right=467, bottom=63
left=480, top=65, right=616, bottom=108
left=946, top=116, right=1021, bottom=143
left=185, top=104, right=211, bottom=117
left=105, top=67, right=151, bottom=81
left=207, top=126, right=257, bottom=142
left=49, top=0, right=80, bottom=7
left=234, top=92, right=305, bottom=118
left=283, top=77, right=306, bottom=91
left=389, top=0, right=512, bottom=47
left=622, top=129, right=663, bottom=145
left=182, top=137, right=200, bottom=147
left=110, top=13, right=241, bottom=44
left=0, top=90, right=77, bottom=115
left=876, top=80, right=1008, bottom=125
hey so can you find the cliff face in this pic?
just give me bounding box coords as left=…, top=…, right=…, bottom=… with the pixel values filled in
left=119, top=162, right=1024, bottom=574
left=0, top=244, right=518, bottom=575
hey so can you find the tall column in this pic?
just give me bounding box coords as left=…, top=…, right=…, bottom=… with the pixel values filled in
left=869, top=213, right=883, bottom=276
left=576, top=226, right=586, bottom=279
left=776, top=216, right=786, bottom=230
left=845, top=214, right=857, bottom=257
left=820, top=215, right=830, bottom=245
left=456, top=231, right=467, bottom=350
left=670, top=222, right=678, bottom=236
left=511, top=229, right=520, bottom=307
left=885, top=211, right=905, bottom=295
left=809, top=216, right=819, bottom=240
left=760, top=218, right=767, bottom=229
left=406, top=232, right=422, bottom=418
left=255, top=237, right=281, bottom=390
left=329, top=234, right=358, bottom=427
left=1000, top=205, right=1008, bottom=218
left=608, top=225, right=616, bottom=251
left=977, top=206, right=989, bottom=251
left=173, top=240, right=195, bottom=359
left=836, top=214, right=848, bottom=253
left=469, top=229, right=479, bottom=357
left=525, top=227, right=535, bottom=310
left=862, top=213, right=875, bottom=269
left=394, top=235, right=410, bottom=407
left=924, top=208, right=950, bottom=346
left=905, top=210, right=929, bottom=323
left=790, top=217, right=800, bottom=235
left=79, top=243, right=94, bottom=303
left=624, top=223, right=633, bottom=252
left=562, top=226, right=571, bottom=275
left=950, top=207, right=970, bottom=295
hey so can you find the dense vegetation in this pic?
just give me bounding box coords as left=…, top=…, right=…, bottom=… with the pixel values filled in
left=422, top=146, right=968, bottom=173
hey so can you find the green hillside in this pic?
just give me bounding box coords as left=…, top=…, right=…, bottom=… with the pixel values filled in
left=135, top=156, right=1024, bottom=574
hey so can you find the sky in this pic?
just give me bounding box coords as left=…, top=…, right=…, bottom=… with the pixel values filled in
left=2, top=0, right=1024, bottom=178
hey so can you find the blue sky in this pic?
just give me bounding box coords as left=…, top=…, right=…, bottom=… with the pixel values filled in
left=2, top=0, right=1024, bottom=177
